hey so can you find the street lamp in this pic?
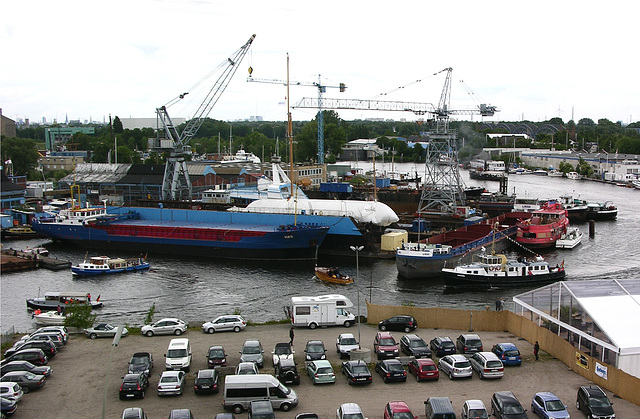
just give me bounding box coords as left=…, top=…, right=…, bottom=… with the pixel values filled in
left=350, top=245, right=364, bottom=347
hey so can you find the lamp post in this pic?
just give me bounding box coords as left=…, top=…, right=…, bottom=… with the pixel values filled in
left=350, top=245, right=364, bottom=347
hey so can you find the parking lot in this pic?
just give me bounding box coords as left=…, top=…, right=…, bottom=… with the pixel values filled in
left=6, top=322, right=640, bottom=418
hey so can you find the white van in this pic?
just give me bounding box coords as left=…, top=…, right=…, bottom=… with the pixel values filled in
left=287, top=295, right=356, bottom=329
left=165, top=338, right=191, bottom=372
left=223, top=374, right=298, bottom=413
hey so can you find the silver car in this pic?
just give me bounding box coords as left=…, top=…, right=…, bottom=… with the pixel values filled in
left=438, top=354, right=472, bottom=379
left=239, top=339, right=264, bottom=368
left=468, top=352, right=504, bottom=379
left=141, top=318, right=187, bottom=337
left=84, top=323, right=129, bottom=339
left=157, top=370, right=186, bottom=396
left=201, top=315, right=246, bottom=334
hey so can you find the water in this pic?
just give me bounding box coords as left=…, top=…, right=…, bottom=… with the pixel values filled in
left=3, top=163, right=639, bottom=333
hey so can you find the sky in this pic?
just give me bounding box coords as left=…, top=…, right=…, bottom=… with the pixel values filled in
left=2, top=0, right=639, bottom=127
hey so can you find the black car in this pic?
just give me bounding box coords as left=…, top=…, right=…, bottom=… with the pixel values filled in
left=275, top=358, right=300, bottom=385
left=0, top=371, right=46, bottom=393
left=490, top=391, right=528, bottom=419
left=2, top=349, right=48, bottom=366
left=341, top=360, right=372, bottom=385
left=119, top=373, right=149, bottom=400
left=576, top=385, right=615, bottom=419
left=121, top=407, right=147, bottom=419
left=0, top=360, right=52, bottom=378
left=374, top=359, right=407, bottom=383
left=128, top=352, right=153, bottom=376
left=304, top=340, right=327, bottom=361
left=429, top=336, right=456, bottom=357
left=4, top=340, right=57, bottom=359
left=456, top=334, right=483, bottom=354
left=377, top=315, right=418, bottom=333
left=194, top=369, right=219, bottom=394
left=400, top=334, right=432, bottom=358
left=207, top=345, right=227, bottom=367
left=1, top=396, right=18, bottom=416
left=168, top=409, right=195, bottom=419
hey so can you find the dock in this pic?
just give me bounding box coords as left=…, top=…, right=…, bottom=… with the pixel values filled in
left=1, top=248, right=72, bottom=273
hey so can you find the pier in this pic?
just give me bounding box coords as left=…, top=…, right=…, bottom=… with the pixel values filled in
left=0, top=248, right=72, bottom=273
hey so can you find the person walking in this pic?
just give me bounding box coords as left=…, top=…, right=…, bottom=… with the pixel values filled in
left=289, top=327, right=295, bottom=345
left=495, top=299, right=501, bottom=311
left=534, top=341, right=540, bottom=361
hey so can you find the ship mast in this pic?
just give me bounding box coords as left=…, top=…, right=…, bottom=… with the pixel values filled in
left=286, top=54, right=297, bottom=225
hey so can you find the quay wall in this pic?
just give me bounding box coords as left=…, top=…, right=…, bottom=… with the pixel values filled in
left=366, top=302, right=640, bottom=407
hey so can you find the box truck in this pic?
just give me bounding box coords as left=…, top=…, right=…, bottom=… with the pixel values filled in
left=285, top=294, right=356, bottom=329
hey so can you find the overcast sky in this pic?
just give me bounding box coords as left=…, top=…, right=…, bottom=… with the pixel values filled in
left=2, top=0, right=638, bottom=126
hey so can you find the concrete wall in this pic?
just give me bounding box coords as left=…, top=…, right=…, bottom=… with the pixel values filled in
left=366, top=302, right=640, bottom=407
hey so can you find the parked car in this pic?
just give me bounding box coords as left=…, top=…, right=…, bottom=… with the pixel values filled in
left=531, top=392, right=569, bottom=419
left=157, top=370, right=186, bottom=396
left=84, top=323, right=129, bottom=339
left=491, top=343, right=522, bottom=366
left=22, top=333, right=65, bottom=349
left=0, top=371, right=46, bottom=393
left=491, top=391, right=529, bottom=419
left=375, top=359, right=407, bottom=383
left=236, top=362, right=259, bottom=375
left=275, top=358, right=300, bottom=385
left=239, top=340, right=265, bottom=368
left=341, top=360, right=372, bottom=385
left=337, top=403, right=365, bottom=419
left=119, top=373, right=148, bottom=400
left=468, top=352, right=504, bottom=379
left=296, top=414, right=319, bottom=419
left=121, top=407, right=147, bottom=419
left=4, top=340, right=57, bottom=359
left=249, top=400, right=275, bottom=419
left=438, top=354, right=472, bottom=379
left=456, top=333, right=483, bottom=354
left=168, top=409, right=195, bottom=419
left=384, top=401, right=416, bottom=419
left=374, top=332, right=399, bottom=359
left=272, top=342, right=294, bottom=367
left=407, top=358, right=438, bottom=382
left=1, top=349, right=48, bottom=366
left=141, top=318, right=188, bottom=337
left=128, top=352, right=153, bottom=376
left=207, top=345, right=227, bottom=367
left=201, top=315, right=246, bottom=333
left=0, top=397, right=17, bottom=416
left=429, top=336, right=456, bottom=357
left=576, top=385, right=615, bottom=419
left=1, top=360, right=52, bottom=378
left=336, top=333, right=359, bottom=358
left=378, top=315, right=417, bottom=332
left=304, top=340, right=327, bottom=361
left=20, top=326, right=68, bottom=344
left=194, top=368, right=219, bottom=394
left=0, top=383, right=23, bottom=403
left=400, top=334, right=432, bottom=358
left=461, top=399, right=489, bottom=419
left=306, top=360, right=335, bottom=385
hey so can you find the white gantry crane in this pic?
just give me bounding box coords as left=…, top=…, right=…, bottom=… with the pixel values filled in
left=153, top=34, right=256, bottom=201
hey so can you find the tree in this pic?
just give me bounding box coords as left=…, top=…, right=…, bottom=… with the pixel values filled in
left=112, top=116, right=124, bottom=134
left=576, top=157, right=593, bottom=178
left=1, top=137, right=40, bottom=176
left=63, top=304, right=97, bottom=329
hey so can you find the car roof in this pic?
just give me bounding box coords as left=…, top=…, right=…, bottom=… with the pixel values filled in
left=436, top=336, right=452, bottom=342
left=339, top=333, right=355, bottom=339
left=340, top=403, right=363, bottom=414
left=310, top=360, right=331, bottom=367
left=381, top=358, right=402, bottom=365
left=497, top=342, right=517, bottom=348
left=413, top=358, right=435, bottom=365
left=403, top=334, right=420, bottom=340
left=2, top=371, right=29, bottom=377
left=535, top=392, right=560, bottom=401
left=161, top=370, right=183, bottom=377
left=197, top=369, right=217, bottom=377
left=0, top=382, right=21, bottom=388
left=388, top=401, right=411, bottom=412
left=209, top=345, right=224, bottom=350
left=449, top=354, right=468, bottom=361
left=244, top=339, right=261, bottom=345
left=123, top=374, right=142, bottom=380
left=464, top=400, right=486, bottom=409
left=582, top=385, right=606, bottom=396
left=158, top=317, right=182, bottom=322
left=377, top=331, right=393, bottom=338
left=306, top=340, right=323, bottom=344
left=476, top=351, right=500, bottom=360
left=460, top=333, right=480, bottom=339
left=344, top=360, right=366, bottom=366
left=494, top=391, right=519, bottom=403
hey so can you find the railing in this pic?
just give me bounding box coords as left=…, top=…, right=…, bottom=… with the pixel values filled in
left=1, top=326, right=15, bottom=345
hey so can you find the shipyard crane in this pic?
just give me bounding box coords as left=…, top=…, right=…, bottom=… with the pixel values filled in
left=153, top=34, right=256, bottom=201
left=294, top=68, right=499, bottom=215
left=247, top=74, right=346, bottom=164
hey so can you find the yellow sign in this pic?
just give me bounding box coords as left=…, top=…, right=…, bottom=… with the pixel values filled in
left=576, top=352, right=589, bottom=370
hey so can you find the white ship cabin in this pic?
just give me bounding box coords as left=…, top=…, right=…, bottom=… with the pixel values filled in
left=202, top=189, right=231, bottom=204
left=397, top=242, right=452, bottom=255
left=486, top=161, right=506, bottom=172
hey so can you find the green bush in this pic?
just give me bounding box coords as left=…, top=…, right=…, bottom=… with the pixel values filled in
left=63, top=304, right=97, bottom=329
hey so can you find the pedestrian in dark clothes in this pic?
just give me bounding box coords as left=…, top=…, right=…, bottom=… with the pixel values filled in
left=495, top=299, right=501, bottom=311
left=289, top=327, right=294, bottom=345
left=534, top=341, right=540, bottom=360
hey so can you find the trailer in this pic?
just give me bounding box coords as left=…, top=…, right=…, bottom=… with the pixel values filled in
left=285, top=294, right=355, bottom=329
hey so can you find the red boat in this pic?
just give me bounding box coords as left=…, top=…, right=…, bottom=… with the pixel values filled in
left=516, top=201, right=569, bottom=249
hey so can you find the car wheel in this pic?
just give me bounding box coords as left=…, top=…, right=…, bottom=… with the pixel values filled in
left=145, top=330, right=154, bottom=337
left=379, top=324, right=387, bottom=331
left=449, top=370, right=453, bottom=379
left=309, top=323, right=317, bottom=330
left=119, top=394, right=125, bottom=400
left=343, top=321, right=352, bottom=328
left=89, top=333, right=97, bottom=339
left=404, top=326, right=411, bottom=333
left=207, top=327, right=215, bottom=334
left=233, top=405, right=243, bottom=414
left=174, top=329, right=182, bottom=336
left=281, top=403, right=291, bottom=412
left=233, top=326, right=241, bottom=332
left=22, top=386, right=30, bottom=394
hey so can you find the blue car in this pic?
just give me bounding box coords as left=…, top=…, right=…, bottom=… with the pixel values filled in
left=531, top=392, right=570, bottom=419
left=491, top=342, right=521, bottom=366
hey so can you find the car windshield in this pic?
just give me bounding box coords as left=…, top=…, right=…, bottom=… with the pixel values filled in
left=341, top=337, right=357, bottom=345
left=277, top=383, right=290, bottom=395
left=410, top=340, right=427, bottom=348
left=130, top=357, right=147, bottom=365
left=545, top=400, right=565, bottom=411
left=503, top=403, right=525, bottom=414
left=352, top=366, right=368, bottom=374
left=275, top=346, right=291, bottom=355
left=307, top=344, right=324, bottom=353
left=454, top=361, right=470, bottom=368
left=103, top=324, right=114, bottom=330
left=589, top=397, right=611, bottom=407
left=23, top=361, right=35, bottom=368
left=468, top=409, right=488, bottom=418
left=167, top=349, right=187, bottom=357
left=196, top=377, right=214, bottom=384
left=392, top=413, right=414, bottom=419
left=243, top=345, right=261, bottom=354
left=388, top=363, right=404, bottom=372
left=380, top=338, right=395, bottom=346
left=343, top=414, right=364, bottom=419
left=209, top=349, right=224, bottom=357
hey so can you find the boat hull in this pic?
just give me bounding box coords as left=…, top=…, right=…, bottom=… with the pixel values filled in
left=26, top=300, right=103, bottom=311
left=315, top=267, right=353, bottom=285
left=442, top=269, right=566, bottom=289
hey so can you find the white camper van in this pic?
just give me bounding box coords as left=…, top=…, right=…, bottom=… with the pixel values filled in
left=286, top=294, right=356, bottom=329
left=165, top=338, right=192, bottom=371
left=223, top=374, right=298, bottom=413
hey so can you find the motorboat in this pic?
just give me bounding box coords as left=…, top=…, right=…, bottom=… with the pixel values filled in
left=315, top=267, right=353, bottom=285
left=71, top=255, right=150, bottom=276
left=32, top=310, right=66, bottom=326
left=566, top=172, right=582, bottom=180
left=26, top=291, right=103, bottom=311
left=586, top=201, right=617, bottom=221
left=556, top=227, right=583, bottom=249
left=548, top=170, right=564, bottom=177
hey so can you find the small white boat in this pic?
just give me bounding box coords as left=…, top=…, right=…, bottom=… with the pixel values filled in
left=567, top=172, right=582, bottom=180
left=556, top=227, right=583, bottom=249
left=533, top=169, right=548, bottom=176
left=33, top=311, right=66, bottom=325
left=548, top=170, right=564, bottom=177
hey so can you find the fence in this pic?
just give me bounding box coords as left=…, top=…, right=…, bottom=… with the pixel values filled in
left=366, top=302, right=640, bottom=407
left=1, top=326, right=15, bottom=345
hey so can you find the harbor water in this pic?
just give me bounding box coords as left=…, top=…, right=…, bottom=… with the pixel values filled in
left=2, top=163, right=639, bottom=334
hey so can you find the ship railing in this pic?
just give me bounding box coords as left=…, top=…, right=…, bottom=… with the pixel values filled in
left=450, top=225, right=517, bottom=257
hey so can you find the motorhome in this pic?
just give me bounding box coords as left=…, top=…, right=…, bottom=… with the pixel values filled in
left=286, top=294, right=356, bottom=329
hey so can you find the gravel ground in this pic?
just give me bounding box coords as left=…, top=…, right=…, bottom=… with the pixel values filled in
left=5, top=322, right=639, bottom=418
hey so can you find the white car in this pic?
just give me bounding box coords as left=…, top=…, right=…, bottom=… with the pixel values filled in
left=141, top=318, right=187, bottom=337
left=0, top=382, right=24, bottom=402
left=235, top=362, right=259, bottom=375
left=201, top=315, right=246, bottom=334
left=157, top=370, right=186, bottom=396
left=271, top=343, right=294, bottom=367
left=336, top=403, right=365, bottom=419
left=336, top=333, right=359, bottom=358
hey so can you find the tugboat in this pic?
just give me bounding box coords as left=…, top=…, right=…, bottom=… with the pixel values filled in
left=515, top=201, right=569, bottom=249
left=71, top=254, right=150, bottom=276
left=586, top=201, right=617, bottom=221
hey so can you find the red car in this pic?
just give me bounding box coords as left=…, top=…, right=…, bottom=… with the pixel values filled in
left=408, top=358, right=439, bottom=382
left=384, top=401, right=417, bottom=419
